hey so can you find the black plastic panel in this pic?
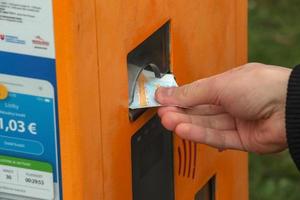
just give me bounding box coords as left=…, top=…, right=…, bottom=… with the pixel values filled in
left=127, top=22, right=170, bottom=74
left=131, top=115, right=174, bottom=200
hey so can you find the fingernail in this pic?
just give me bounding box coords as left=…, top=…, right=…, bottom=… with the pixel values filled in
left=158, top=87, right=174, bottom=97
left=156, top=87, right=175, bottom=104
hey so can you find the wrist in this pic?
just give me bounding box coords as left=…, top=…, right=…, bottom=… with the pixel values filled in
left=286, top=65, right=300, bottom=170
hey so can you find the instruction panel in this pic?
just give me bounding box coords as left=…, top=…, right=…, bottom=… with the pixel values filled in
left=0, top=0, right=55, bottom=58
left=0, top=0, right=61, bottom=199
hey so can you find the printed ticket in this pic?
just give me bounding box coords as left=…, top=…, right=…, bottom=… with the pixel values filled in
left=129, top=70, right=178, bottom=109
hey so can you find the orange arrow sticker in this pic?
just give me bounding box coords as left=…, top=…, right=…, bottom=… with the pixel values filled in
left=0, top=84, right=8, bottom=100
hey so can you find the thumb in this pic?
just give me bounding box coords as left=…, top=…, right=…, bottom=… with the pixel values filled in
left=155, top=77, right=221, bottom=107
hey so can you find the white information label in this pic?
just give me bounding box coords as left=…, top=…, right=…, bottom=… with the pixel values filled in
left=0, top=155, right=54, bottom=200
left=0, top=164, right=54, bottom=199
left=0, top=0, right=55, bottom=58
left=0, top=166, right=54, bottom=200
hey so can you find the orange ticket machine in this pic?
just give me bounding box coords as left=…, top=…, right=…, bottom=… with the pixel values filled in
left=0, top=0, right=248, bottom=200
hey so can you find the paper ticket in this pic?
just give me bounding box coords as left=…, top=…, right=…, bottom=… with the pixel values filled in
left=129, top=70, right=178, bottom=109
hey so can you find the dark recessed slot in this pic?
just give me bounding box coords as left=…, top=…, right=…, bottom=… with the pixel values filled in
left=131, top=115, right=174, bottom=200
left=127, top=22, right=170, bottom=121
left=194, top=176, right=216, bottom=200
left=129, top=108, right=148, bottom=121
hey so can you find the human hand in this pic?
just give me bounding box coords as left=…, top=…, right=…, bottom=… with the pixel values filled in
left=155, top=63, right=292, bottom=154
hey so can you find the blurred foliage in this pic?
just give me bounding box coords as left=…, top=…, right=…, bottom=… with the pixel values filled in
left=249, top=151, right=300, bottom=200
left=249, top=0, right=300, bottom=199
left=249, top=0, right=300, bottom=67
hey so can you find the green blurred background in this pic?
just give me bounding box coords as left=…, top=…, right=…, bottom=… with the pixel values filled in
left=249, top=0, right=300, bottom=199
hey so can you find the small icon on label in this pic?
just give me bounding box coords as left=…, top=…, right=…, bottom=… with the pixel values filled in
left=0, top=34, right=5, bottom=40
left=6, top=174, right=12, bottom=180
left=28, top=123, right=38, bottom=135
left=0, top=84, right=8, bottom=100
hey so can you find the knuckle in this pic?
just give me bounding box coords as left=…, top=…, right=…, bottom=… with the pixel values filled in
left=219, top=133, right=227, bottom=149
left=243, top=62, right=262, bottom=68
left=180, top=85, right=192, bottom=98
left=206, top=118, right=214, bottom=128
left=209, top=78, right=223, bottom=105
left=243, top=63, right=268, bottom=74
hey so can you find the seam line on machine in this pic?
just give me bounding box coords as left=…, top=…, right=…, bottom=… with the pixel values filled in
left=92, top=0, right=105, bottom=199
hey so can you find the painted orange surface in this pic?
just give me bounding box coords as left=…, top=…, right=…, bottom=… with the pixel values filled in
left=53, top=0, right=248, bottom=199
left=138, top=74, right=148, bottom=107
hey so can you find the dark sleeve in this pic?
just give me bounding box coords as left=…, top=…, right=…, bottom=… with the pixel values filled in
left=286, top=64, right=300, bottom=171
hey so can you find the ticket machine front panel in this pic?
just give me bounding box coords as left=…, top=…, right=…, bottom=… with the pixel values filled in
left=95, top=0, right=248, bottom=200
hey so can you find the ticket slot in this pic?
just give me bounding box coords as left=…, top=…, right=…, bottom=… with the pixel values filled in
left=128, top=64, right=162, bottom=121
left=127, top=22, right=170, bottom=121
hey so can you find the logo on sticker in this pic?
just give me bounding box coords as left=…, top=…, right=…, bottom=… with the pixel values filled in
left=32, top=36, right=50, bottom=50
left=0, top=34, right=5, bottom=41
left=0, top=34, right=26, bottom=45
